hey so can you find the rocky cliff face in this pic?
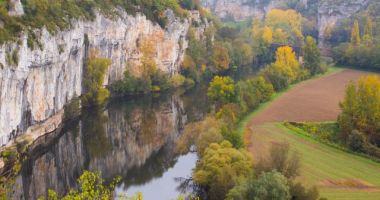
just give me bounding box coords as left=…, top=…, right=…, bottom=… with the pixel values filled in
left=0, top=8, right=206, bottom=146
left=202, top=0, right=370, bottom=43
left=201, top=0, right=287, bottom=21
left=317, top=0, right=370, bottom=45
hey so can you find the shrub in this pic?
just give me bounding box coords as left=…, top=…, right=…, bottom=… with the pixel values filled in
left=82, top=54, right=111, bottom=107
left=348, top=130, right=366, bottom=152
left=170, top=74, right=186, bottom=88
left=227, top=171, right=291, bottom=200
left=193, top=141, right=253, bottom=200
left=39, top=171, right=120, bottom=200
left=207, top=76, right=236, bottom=105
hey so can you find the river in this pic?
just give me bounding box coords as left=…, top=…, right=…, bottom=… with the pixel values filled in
left=9, top=66, right=257, bottom=200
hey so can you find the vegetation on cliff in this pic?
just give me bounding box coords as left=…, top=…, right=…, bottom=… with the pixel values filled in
left=82, top=52, right=111, bottom=107
left=0, top=0, right=201, bottom=44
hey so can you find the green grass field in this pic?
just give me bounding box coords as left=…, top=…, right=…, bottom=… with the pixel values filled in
left=252, top=123, right=380, bottom=200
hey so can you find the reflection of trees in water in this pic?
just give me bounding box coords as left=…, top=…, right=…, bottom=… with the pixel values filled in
left=122, top=144, right=178, bottom=188
left=11, top=90, right=209, bottom=199
left=82, top=108, right=112, bottom=158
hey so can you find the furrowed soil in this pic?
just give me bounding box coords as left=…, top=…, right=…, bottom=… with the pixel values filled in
left=250, top=69, right=374, bottom=125
left=246, top=68, right=380, bottom=200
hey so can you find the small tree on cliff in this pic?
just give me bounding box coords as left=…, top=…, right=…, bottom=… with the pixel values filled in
left=82, top=51, right=111, bottom=107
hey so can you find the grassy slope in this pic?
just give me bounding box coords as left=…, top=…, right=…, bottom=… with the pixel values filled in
left=238, top=67, right=380, bottom=200
left=264, top=123, right=380, bottom=200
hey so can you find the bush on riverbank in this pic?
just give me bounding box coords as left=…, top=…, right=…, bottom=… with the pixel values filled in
left=82, top=53, right=111, bottom=107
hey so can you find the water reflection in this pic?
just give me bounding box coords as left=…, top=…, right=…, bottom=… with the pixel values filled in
left=10, top=87, right=208, bottom=200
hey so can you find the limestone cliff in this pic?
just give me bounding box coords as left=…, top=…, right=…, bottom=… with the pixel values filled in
left=0, top=8, right=207, bottom=146
left=202, top=0, right=371, bottom=43
left=317, top=0, right=370, bottom=46
left=201, top=0, right=289, bottom=21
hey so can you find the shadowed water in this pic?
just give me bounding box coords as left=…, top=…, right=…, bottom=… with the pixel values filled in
left=9, top=86, right=208, bottom=200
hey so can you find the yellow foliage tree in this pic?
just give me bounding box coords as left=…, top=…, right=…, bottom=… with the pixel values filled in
left=273, top=46, right=300, bottom=82
left=193, top=141, right=253, bottom=200
left=351, top=19, right=361, bottom=46
left=266, top=9, right=303, bottom=44
left=273, top=28, right=289, bottom=44
left=339, top=75, right=380, bottom=147
left=262, top=26, right=273, bottom=45
left=140, top=38, right=157, bottom=76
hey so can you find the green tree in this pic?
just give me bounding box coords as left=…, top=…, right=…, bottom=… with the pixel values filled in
left=207, top=76, right=236, bottom=104
left=227, top=171, right=291, bottom=200
left=303, top=36, right=322, bottom=76
left=82, top=53, right=111, bottom=107
left=40, top=171, right=120, bottom=200
left=363, top=16, right=373, bottom=45
left=236, top=76, right=274, bottom=112
left=338, top=81, right=358, bottom=143
left=193, top=141, right=253, bottom=200
left=351, top=20, right=361, bottom=46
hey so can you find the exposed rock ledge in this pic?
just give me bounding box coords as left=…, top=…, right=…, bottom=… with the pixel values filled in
left=0, top=9, right=207, bottom=146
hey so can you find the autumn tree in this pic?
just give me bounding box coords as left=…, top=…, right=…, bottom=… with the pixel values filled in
left=262, top=26, right=274, bottom=45
left=263, top=46, right=300, bottom=89
left=303, top=36, right=322, bottom=76
left=41, top=171, right=120, bottom=200
left=207, top=76, right=236, bottom=104
left=82, top=52, right=111, bottom=107
left=273, top=28, right=289, bottom=44
left=266, top=9, right=304, bottom=45
left=338, top=75, right=380, bottom=149
left=211, top=44, right=230, bottom=72
left=193, top=141, right=253, bottom=200
left=351, top=19, right=361, bottom=46
left=175, top=116, right=223, bottom=156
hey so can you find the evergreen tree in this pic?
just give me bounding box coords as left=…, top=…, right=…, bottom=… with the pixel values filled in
left=351, top=20, right=361, bottom=45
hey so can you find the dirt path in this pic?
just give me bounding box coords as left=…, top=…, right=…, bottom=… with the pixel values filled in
left=249, top=69, right=374, bottom=126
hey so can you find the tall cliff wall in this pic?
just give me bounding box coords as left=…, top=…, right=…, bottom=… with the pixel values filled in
left=0, top=8, right=206, bottom=146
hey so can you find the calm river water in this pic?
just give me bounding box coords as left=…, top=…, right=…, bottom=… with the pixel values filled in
left=9, top=67, right=257, bottom=200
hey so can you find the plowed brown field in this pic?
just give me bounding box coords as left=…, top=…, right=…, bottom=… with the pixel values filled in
left=249, top=69, right=374, bottom=125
